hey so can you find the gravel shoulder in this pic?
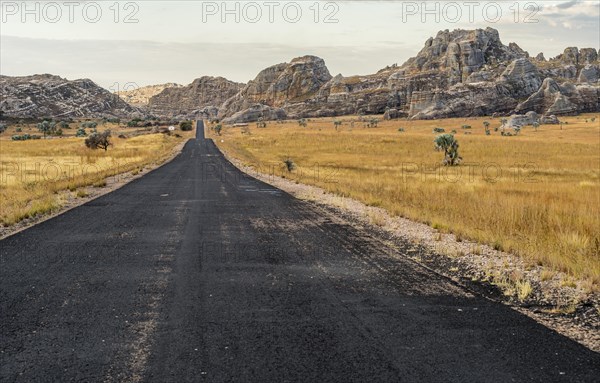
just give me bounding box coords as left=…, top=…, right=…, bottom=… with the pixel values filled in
left=219, top=147, right=600, bottom=353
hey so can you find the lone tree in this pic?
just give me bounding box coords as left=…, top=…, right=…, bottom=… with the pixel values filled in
left=85, top=130, right=111, bottom=151
left=333, top=120, right=342, bottom=131
left=298, top=118, right=307, bottom=127
left=434, top=133, right=462, bottom=166
left=214, top=124, right=222, bottom=135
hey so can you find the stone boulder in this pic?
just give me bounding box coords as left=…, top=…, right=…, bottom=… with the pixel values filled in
left=508, top=113, right=538, bottom=127
left=222, top=104, right=286, bottom=124
left=540, top=115, right=560, bottom=124
left=578, top=64, right=600, bottom=83
left=383, top=108, right=407, bottom=120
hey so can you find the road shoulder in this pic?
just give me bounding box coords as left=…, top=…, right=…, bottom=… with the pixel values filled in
left=216, top=144, right=600, bottom=353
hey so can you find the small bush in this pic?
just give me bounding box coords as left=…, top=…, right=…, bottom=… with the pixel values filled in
left=76, top=189, right=89, bottom=198
left=80, top=121, right=98, bottom=129
left=93, top=179, right=107, bottom=187
left=11, top=134, right=41, bottom=141
left=76, top=128, right=87, bottom=137
left=433, top=127, right=445, bottom=133
left=127, top=118, right=142, bottom=127
left=37, top=120, right=62, bottom=136
left=179, top=121, right=193, bottom=131
left=365, top=118, right=379, bottom=128
left=283, top=158, right=295, bottom=172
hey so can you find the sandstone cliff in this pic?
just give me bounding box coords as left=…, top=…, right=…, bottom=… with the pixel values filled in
left=217, top=27, right=599, bottom=123
left=147, top=76, right=244, bottom=119
left=116, top=83, right=182, bottom=107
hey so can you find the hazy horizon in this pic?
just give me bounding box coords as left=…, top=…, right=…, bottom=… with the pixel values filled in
left=1, top=1, right=599, bottom=90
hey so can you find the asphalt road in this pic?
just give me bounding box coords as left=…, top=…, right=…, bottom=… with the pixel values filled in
left=1, top=122, right=599, bottom=382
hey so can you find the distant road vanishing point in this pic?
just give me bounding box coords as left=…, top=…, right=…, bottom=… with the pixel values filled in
left=1, top=121, right=599, bottom=382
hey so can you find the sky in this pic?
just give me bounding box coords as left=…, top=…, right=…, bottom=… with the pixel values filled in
left=1, top=0, right=599, bottom=90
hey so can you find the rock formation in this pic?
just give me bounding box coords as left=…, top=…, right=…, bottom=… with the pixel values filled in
left=218, top=28, right=599, bottom=123
left=2, top=28, right=598, bottom=123
left=116, top=83, right=182, bottom=107
left=0, top=74, right=140, bottom=119
left=147, top=76, right=244, bottom=119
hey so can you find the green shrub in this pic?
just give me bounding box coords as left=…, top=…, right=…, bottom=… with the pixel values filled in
left=179, top=121, right=193, bottom=131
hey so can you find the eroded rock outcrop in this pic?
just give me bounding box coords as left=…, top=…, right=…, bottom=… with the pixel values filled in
left=0, top=74, right=140, bottom=119
left=222, top=104, right=286, bottom=124
left=3, top=29, right=597, bottom=122
left=219, top=56, right=332, bottom=120
left=148, top=76, right=244, bottom=119
left=117, top=83, right=182, bottom=107
left=220, top=27, right=598, bottom=123
left=515, top=78, right=599, bottom=116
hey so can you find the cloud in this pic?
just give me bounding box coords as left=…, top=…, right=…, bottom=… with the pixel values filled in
left=0, top=36, right=413, bottom=89
left=556, top=0, right=580, bottom=10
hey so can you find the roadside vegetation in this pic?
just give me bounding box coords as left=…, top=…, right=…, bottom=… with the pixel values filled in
left=0, top=120, right=193, bottom=226
left=210, top=114, right=600, bottom=286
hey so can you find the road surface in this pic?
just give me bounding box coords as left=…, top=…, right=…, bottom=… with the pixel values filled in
left=1, top=122, right=599, bottom=382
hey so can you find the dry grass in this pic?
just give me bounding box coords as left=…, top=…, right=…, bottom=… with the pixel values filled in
left=209, top=114, right=600, bottom=285
left=0, top=122, right=192, bottom=225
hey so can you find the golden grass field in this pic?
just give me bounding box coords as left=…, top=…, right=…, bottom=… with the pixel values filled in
left=0, top=122, right=192, bottom=226
left=210, top=114, right=600, bottom=285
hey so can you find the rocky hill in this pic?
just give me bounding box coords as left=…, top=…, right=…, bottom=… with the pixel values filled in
left=0, top=74, right=140, bottom=119
left=2, top=28, right=597, bottom=122
left=218, top=27, right=599, bottom=123
left=147, top=76, right=244, bottom=119
left=116, top=83, right=182, bottom=107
